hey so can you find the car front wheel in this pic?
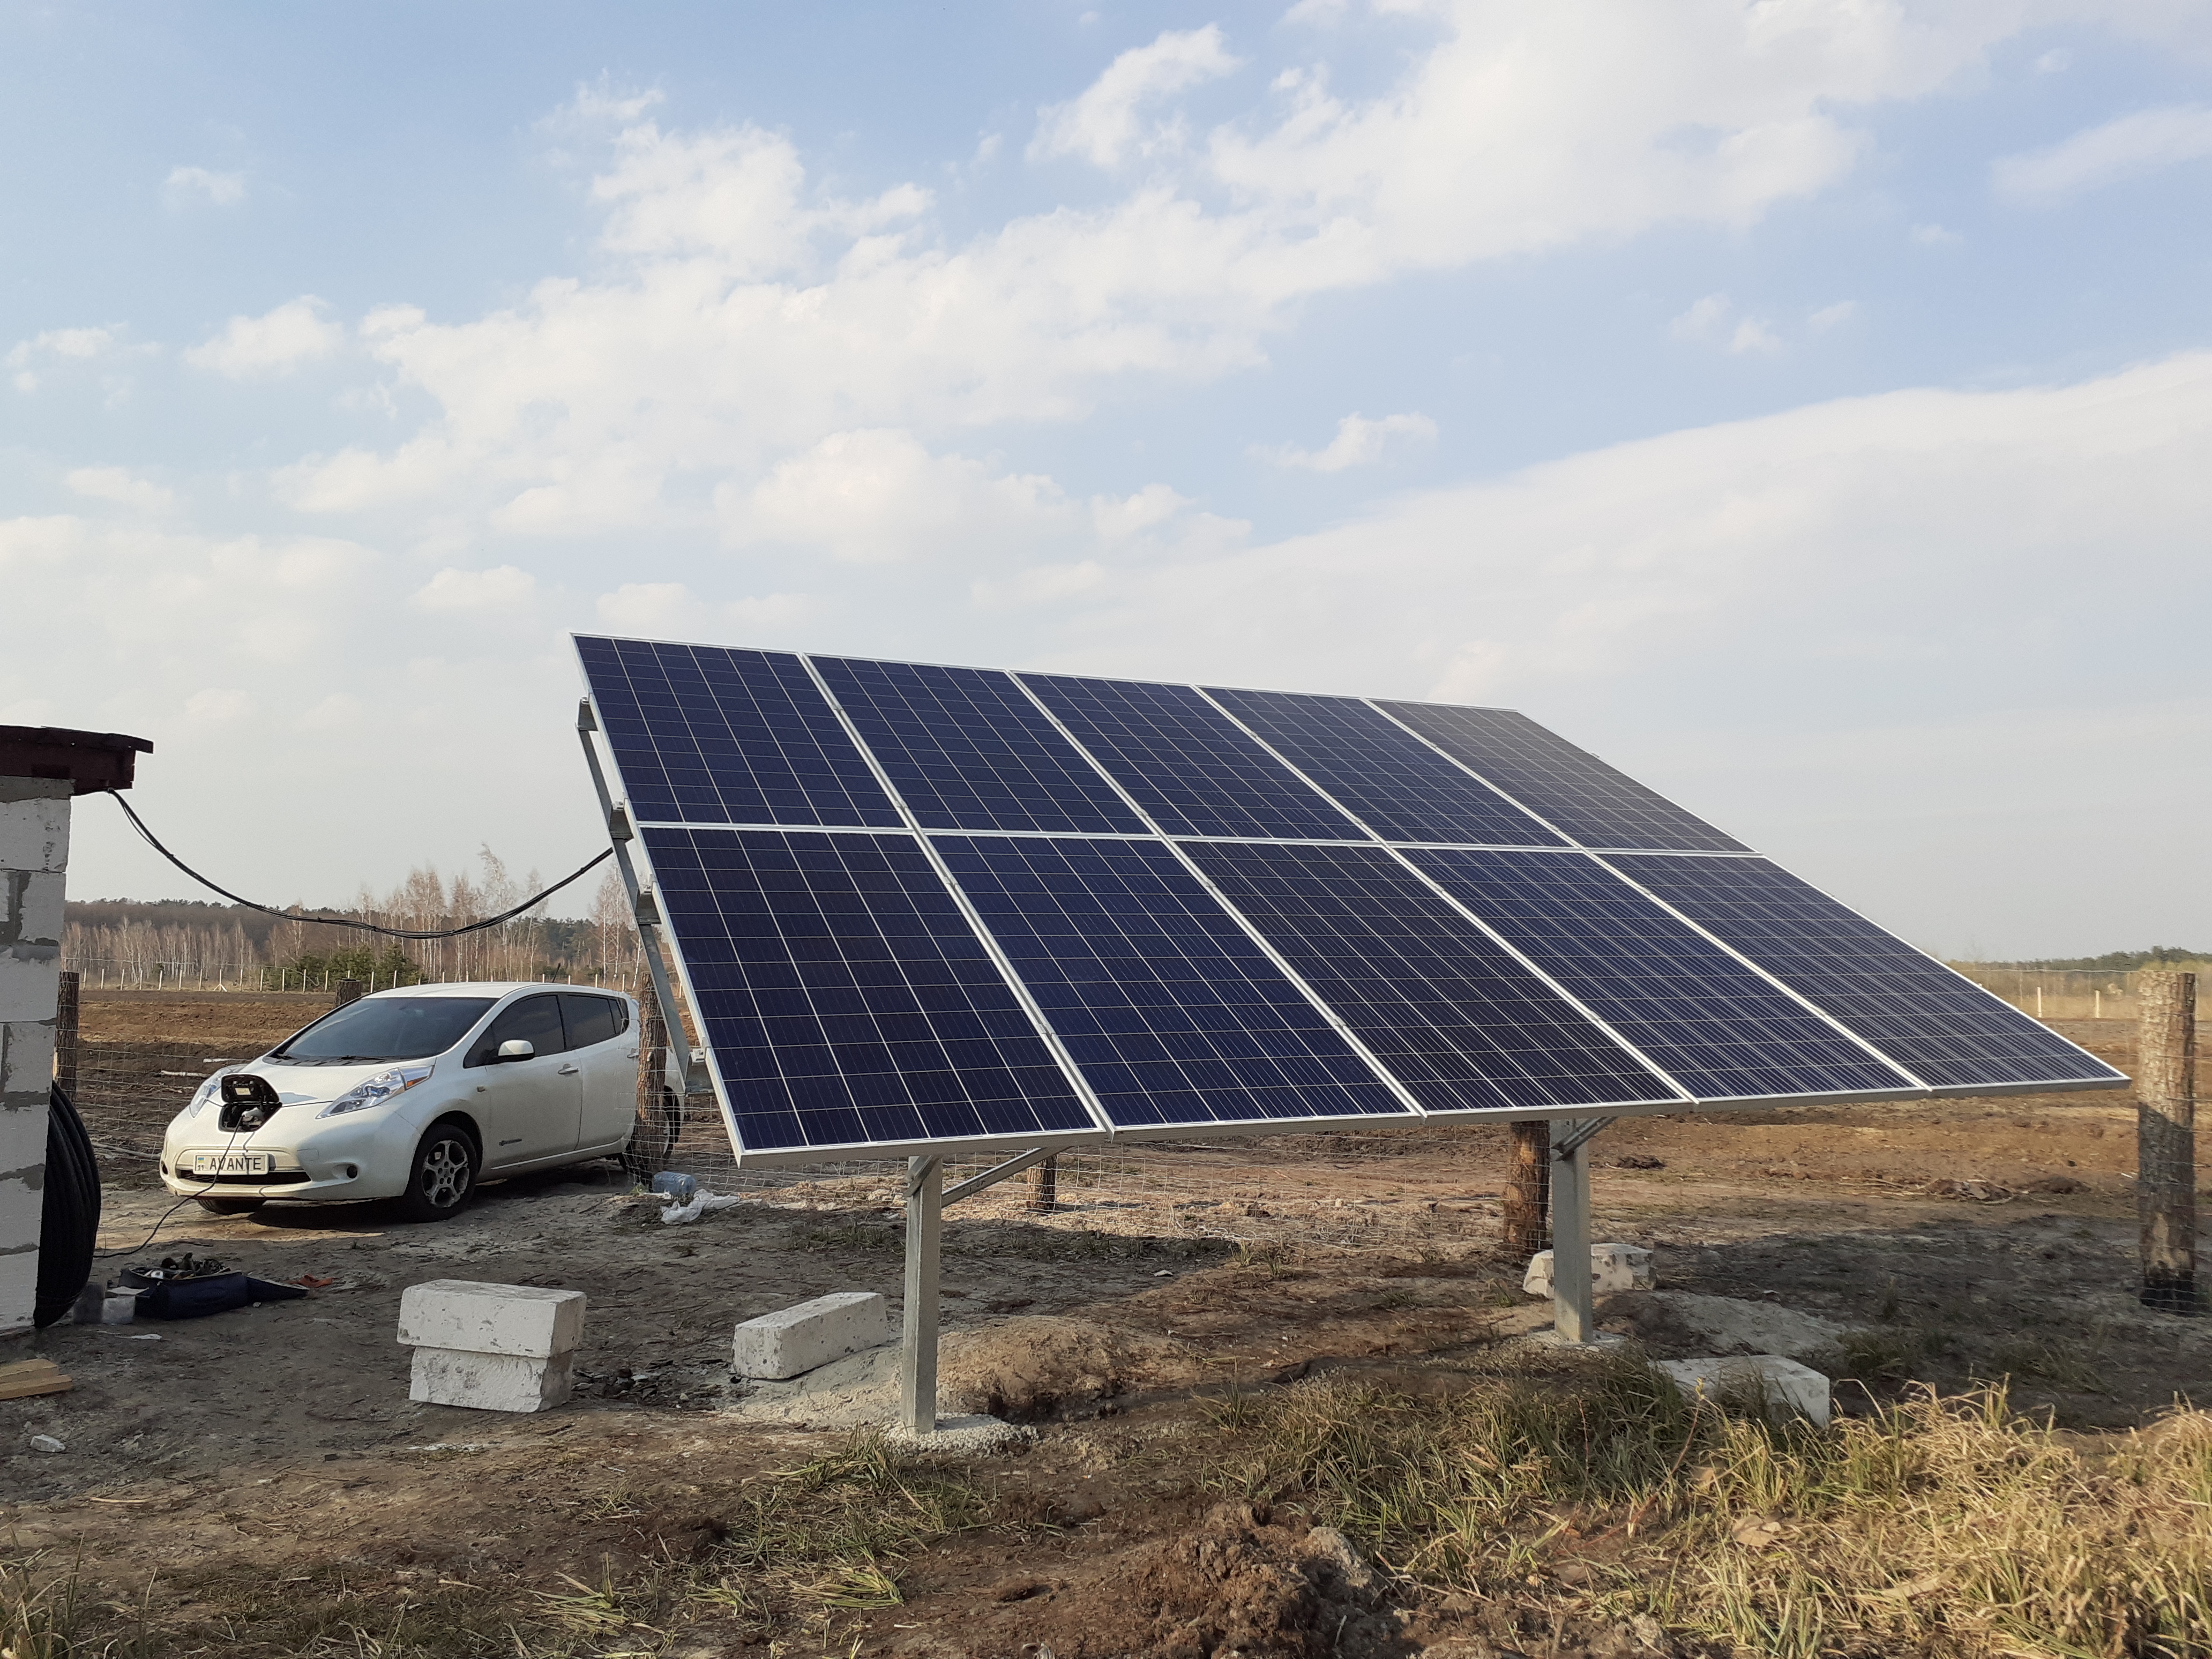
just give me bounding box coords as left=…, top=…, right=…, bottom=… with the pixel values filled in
left=397, top=1123, right=477, bottom=1222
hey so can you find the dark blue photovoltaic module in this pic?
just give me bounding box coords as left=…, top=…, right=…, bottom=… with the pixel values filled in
left=578, top=636, right=2125, bottom=1162
left=1375, top=701, right=1745, bottom=852
left=1404, top=848, right=1914, bottom=1102
left=1020, top=674, right=1367, bottom=841
left=1610, top=855, right=2127, bottom=1092
left=935, top=835, right=1410, bottom=1130
left=1205, top=687, right=1565, bottom=847
left=577, top=636, right=901, bottom=828
left=813, top=656, right=1147, bottom=835
left=1180, top=840, right=1678, bottom=1114
left=641, top=826, right=1095, bottom=1155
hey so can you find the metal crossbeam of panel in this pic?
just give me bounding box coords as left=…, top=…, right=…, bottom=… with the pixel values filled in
left=574, top=636, right=2127, bottom=1167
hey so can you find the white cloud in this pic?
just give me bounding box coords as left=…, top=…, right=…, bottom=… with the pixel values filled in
left=1807, top=300, right=1859, bottom=332
left=1994, top=104, right=2212, bottom=201
left=166, top=166, right=246, bottom=207
left=183, top=688, right=253, bottom=724
left=1252, top=411, right=1437, bottom=472
left=1911, top=222, right=1963, bottom=245
left=594, top=582, right=810, bottom=640
left=1030, top=26, right=1240, bottom=167
left=269, top=5, right=2129, bottom=532
left=1670, top=294, right=1778, bottom=354
left=65, top=467, right=177, bottom=515
left=185, top=297, right=345, bottom=379
left=409, top=565, right=539, bottom=612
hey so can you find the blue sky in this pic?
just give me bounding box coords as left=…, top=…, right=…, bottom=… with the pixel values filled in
left=5, top=1, right=2209, bottom=957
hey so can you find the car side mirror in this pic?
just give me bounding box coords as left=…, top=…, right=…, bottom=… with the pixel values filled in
left=496, top=1039, right=535, bottom=1062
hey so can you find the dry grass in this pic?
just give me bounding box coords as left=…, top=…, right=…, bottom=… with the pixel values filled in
left=1209, top=1357, right=2212, bottom=1658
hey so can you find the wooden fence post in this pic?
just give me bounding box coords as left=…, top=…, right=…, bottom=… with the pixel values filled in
left=334, top=977, right=364, bottom=1007
left=1504, top=1120, right=1550, bottom=1258
left=2138, top=969, right=2198, bottom=1314
left=1026, top=1154, right=1059, bottom=1213
left=54, top=969, right=80, bottom=1098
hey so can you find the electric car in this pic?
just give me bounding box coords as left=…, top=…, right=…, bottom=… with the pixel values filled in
left=160, top=983, right=644, bottom=1222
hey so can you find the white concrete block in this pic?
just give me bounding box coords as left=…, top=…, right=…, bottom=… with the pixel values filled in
left=1523, top=1243, right=1655, bottom=1297
left=410, top=1346, right=573, bottom=1412
left=2, top=1023, right=57, bottom=1102
left=733, top=1291, right=890, bottom=1380
left=0, top=794, right=71, bottom=875
left=0, top=1247, right=36, bottom=1337
left=13, top=871, right=64, bottom=944
left=1659, top=1355, right=1831, bottom=1429
left=397, top=1280, right=586, bottom=1359
left=0, top=960, right=57, bottom=1024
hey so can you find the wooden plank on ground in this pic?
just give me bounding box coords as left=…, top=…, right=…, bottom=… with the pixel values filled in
left=0, top=1357, right=74, bottom=1400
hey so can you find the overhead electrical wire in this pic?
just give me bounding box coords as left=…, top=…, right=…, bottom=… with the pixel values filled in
left=103, top=788, right=612, bottom=941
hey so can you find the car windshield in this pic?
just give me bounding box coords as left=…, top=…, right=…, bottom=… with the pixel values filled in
left=271, top=997, right=496, bottom=1063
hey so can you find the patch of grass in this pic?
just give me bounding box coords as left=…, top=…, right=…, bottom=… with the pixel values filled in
left=1980, top=1329, right=2110, bottom=1394
left=1205, top=1364, right=2212, bottom=1658
left=697, top=1431, right=997, bottom=1632
left=1, top=1553, right=84, bottom=1659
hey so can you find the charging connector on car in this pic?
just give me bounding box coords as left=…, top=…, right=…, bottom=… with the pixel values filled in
left=216, top=1074, right=285, bottom=1133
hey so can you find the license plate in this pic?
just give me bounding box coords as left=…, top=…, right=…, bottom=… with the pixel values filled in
left=189, top=1152, right=273, bottom=1176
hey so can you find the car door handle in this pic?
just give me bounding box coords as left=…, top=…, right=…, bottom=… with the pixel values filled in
left=557, top=1063, right=581, bottom=1075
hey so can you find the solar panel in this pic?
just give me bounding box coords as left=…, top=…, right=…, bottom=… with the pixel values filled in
left=577, top=636, right=901, bottom=828
left=1403, top=848, right=1914, bottom=1102
left=935, top=835, right=1410, bottom=1131
left=1020, top=674, right=1367, bottom=841
left=1204, top=687, right=1566, bottom=847
left=642, top=826, right=1097, bottom=1157
left=812, top=656, right=1146, bottom=835
left=1610, top=855, right=2126, bottom=1092
left=1180, top=840, right=1678, bottom=1115
left=1376, top=701, right=1746, bottom=851
left=576, top=636, right=2124, bottom=1164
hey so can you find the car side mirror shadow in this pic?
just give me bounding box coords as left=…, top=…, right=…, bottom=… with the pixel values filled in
left=496, top=1039, right=535, bottom=1063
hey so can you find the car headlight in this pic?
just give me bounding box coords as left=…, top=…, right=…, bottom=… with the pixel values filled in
left=183, top=1067, right=240, bottom=1120
left=318, top=1065, right=435, bottom=1118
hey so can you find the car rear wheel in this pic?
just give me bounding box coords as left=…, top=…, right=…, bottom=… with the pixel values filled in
left=196, top=1196, right=265, bottom=1215
left=397, top=1122, right=477, bottom=1222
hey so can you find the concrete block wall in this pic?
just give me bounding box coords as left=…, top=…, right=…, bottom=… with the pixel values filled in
left=0, top=780, right=70, bottom=1337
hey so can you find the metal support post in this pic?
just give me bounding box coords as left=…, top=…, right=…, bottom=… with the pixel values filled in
left=901, top=1154, right=944, bottom=1436
left=1549, top=1117, right=1595, bottom=1345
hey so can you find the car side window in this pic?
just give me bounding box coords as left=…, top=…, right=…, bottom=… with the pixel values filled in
left=558, top=993, right=626, bottom=1049
left=465, top=995, right=567, bottom=1067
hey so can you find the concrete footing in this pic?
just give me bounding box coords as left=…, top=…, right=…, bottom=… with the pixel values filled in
left=1524, top=1242, right=1655, bottom=1298
left=734, top=1290, right=890, bottom=1380
left=397, top=1279, right=586, bottom=1413
left=1659, top=1354, right=1832, bottom=1428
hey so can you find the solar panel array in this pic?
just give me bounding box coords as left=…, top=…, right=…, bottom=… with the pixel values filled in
left=576, top=635, right=2125, bottom=1163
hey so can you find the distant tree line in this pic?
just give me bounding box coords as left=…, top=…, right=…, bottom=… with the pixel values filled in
left=1984, top=947, right=2212, bottom=972
left=64, top=850, right=640, bottom=990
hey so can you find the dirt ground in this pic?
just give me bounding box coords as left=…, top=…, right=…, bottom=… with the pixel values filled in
left=4, top=997, right=2208, bottom=1656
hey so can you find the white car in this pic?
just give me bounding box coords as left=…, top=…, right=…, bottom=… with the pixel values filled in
left=160, top=983, right=645, bottom=1222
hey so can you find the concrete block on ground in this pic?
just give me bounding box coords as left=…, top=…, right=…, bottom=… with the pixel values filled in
left=733, top=1291, right=890, bottom=1380
left=1659, top=1354, right=1830, bottom=1428
left=410, top=1346, right=574, bottom=1412
left=1523, top=1243, right=1655, bottom=1297
left=397, top=1280, right=586, bottom=1359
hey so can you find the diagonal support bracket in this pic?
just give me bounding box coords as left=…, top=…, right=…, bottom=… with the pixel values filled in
left=1552, top=1115, right=1617, bottom=1161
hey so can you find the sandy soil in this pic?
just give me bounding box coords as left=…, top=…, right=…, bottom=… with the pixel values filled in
left=5, top=1002, right=2207, bottom=1656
